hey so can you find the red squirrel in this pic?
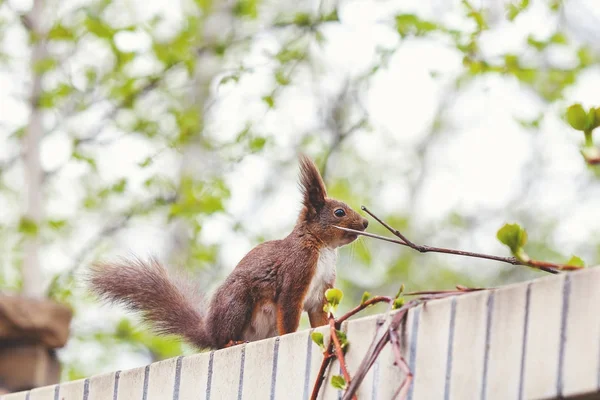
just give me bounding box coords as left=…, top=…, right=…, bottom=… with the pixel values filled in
left=89, top=155, right=368, bottom=349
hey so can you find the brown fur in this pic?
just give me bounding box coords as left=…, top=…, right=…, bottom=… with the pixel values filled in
left=88, top=155, right=368, bottom=349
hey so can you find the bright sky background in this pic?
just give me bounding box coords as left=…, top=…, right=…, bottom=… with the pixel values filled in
left=1, top=0, right=600, bottom=374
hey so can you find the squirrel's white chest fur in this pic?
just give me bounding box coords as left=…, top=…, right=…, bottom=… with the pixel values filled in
left=303, top=247, right=337, bottom=312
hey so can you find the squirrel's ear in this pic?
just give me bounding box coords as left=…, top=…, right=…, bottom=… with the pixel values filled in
left=299, top=154, right=327, bottom=216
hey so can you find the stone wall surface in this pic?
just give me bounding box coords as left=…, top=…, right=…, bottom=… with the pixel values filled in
left=2, top=267, right=600, bottom=400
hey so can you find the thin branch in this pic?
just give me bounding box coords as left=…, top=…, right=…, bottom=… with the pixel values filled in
left=341, top=299, right=419, bottom=400
left=45, top=194, right=177, bottom=297
left=362, top=206, right=583, bottom=273
left=342, top=288, right=483, bottom=400
left=336, top=296, right=393, bottom=324
left=0, top=154, right=20, bottom=173
left=335, top=205, right=585, bottom=274
left=311, top=297, right=395, bottom=399
left=329, top=319, right=357, bottom=400
left=389, top=329, right=412, bottom=400
left=310, top=342, right=334, bottom=400
left=360, top=206, right=416, bottom=247
left=404, top=286, right=489, bottom=296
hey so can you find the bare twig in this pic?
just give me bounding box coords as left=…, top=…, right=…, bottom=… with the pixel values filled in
left=0, top=154, right=20, bottom=173
left=311, top=297, right=395, bottom=399
left=389, top=329, right=412, bottom=400
left=341, top=299, right=419, bottom=400
left=335, top=205, right=585, bottom=274
left=342, top=289, right=480, bottom=400
left=336, top=296, right=393, bottom=324
left=45, top=194, right=177, bottom=297
left=362, top=205, right=583, bottom=273
left=310, top=341, right=335, bottom=400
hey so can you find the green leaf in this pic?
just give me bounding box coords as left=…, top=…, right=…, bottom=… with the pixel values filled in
left=18, top=217, right=39, bottom=236
left=335, top=330, right=349, bottom=350
left=48, top=219, right=67, bottom=230
left=249, top=137, right=267, bottom=152
left=395, top=14, right=437, bottom=38
left=233, top=0, right=258, bottom=19
left=85, top=16, right=115, bottom=39
left=274, top=69, right=290, bottom=86
left=72, top=151, right=98, bottom=171
left=361, top=291, right=371, bottom=304
left=321, top=9, right=339, bottom=22
left=506, top=0, right=529, bottom=21
left=566, top=255, right=585, bottom=267
left=138, top=156, right=154, bottom=168
left=194, top=0, right=213, bottom=13
left=275, top=48, right=304, bottom=64
left=566, top=104, right=588, bottom=131
left=584, top=108, right=597, bottom=131
left=311, top=332, right=324, bottom=349
left=293, top=12, right=312, bottom=26
left=33, top=57, right=58, bottom=74
left=219, top=74, right=240, bottom=86
left=262, top=95, right=275, bottom=109
left=549, top=32, right=567, bottom=45
left=325, top=288, right=343, bottom=309
left=48, top=23, right=75, bottom=41
left=392, top=297, right=405, bottom=309
left=331, top=375, right=346, bottom=390
left=496, top=223, right=528, bottom=253
left=111, top=178, right=127, bottom=193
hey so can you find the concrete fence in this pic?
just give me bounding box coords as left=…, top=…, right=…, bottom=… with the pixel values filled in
left=3, top=267, right=600, bottom=400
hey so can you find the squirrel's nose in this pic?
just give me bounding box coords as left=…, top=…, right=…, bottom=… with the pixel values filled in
left=362, top=219, right=369, bottom=229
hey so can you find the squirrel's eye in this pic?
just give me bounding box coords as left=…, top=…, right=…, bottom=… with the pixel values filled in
left=334, top=208, right=346, bottom=217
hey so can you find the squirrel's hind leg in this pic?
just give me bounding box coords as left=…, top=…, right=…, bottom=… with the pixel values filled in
left=206, top=283, right=254, bottom=348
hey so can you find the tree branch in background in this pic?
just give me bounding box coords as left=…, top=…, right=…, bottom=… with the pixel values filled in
left=46, top=194, right=177, bottom=298
left=21, top=0, right=47, bottom=297
left=320, top=82, right=369, bottom=179
left=0, top=154, right=20, bottom=177
left=335, top=205, right=584, bottom=274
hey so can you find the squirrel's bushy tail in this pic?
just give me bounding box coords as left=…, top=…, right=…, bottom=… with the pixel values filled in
left=88, top=257, right=213, bottom=349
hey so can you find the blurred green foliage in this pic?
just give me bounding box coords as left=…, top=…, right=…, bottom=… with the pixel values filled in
left=0, top=0, right=598, bottom=380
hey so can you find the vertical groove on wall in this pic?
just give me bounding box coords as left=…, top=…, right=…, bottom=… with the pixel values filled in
left=83, top=378, right=90, bottom=400
left=25, top=391, right=31, bottom=400
left=53, top=384, right=59, bottom=400
left=172, top=356, right=183, bottom=400
left=303, top=329, right=314, bottom=400
left=517, top=283, right=532, bottom=400
left=142, top=365, right=150, bottom=400
left=444, top=297, right=457, bottom=400
left=112, top=370, right=121, bottom=400
left=206, top=351, right=215, bottom=400
left=480, top=291, right=495, bottom=400
left=270, top=337, right=280, bottom=400
left=557, top=274, right=571, bottom=396
left=237, top=345, right=247, bottom=400
left=406, top=306, right=421, bottom=400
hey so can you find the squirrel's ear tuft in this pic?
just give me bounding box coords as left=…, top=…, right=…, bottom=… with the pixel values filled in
left=299, top=154, right=327, bottom=216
